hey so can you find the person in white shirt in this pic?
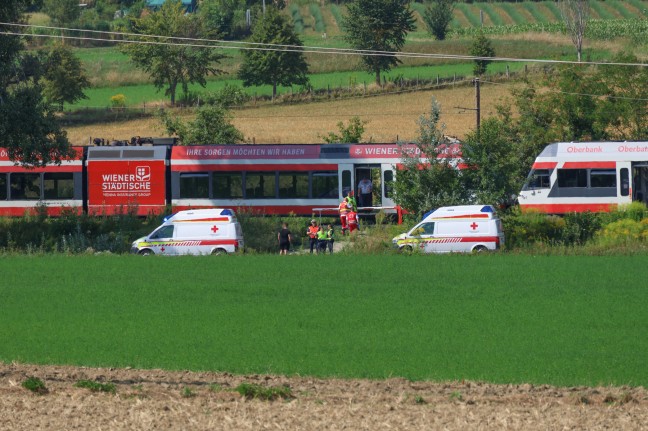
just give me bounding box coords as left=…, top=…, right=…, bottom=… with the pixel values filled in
left=358, top=176, right=373, bottom=207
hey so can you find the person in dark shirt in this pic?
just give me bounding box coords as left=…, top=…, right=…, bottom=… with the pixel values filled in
left=278, top=222, right=292, bottom=255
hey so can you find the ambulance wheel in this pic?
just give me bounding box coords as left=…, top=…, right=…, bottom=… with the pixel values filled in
left=211, top=248, right=227, bottom=256
left=400, top=245, right=413, bottom=254
left=472, top=245, right=488, bottom=253
left=138, top=249, right=153, bottom=256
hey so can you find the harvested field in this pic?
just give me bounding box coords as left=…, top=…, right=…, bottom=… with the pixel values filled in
left=2, top=363, right=647, bottom=430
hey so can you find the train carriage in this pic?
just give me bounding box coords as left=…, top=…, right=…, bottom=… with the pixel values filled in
left=0, top=147, right=84, bottom=216
left=519, top=141, right=648, bottom=214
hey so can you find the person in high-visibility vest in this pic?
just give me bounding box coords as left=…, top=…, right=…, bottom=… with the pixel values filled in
left=345, top=190, right=357, bottom=212
left=347, top=210, right=358, bottom=233
left=306, top=219, right=319, bottom=253
left=316, top=226, right=328, bottom=254
left=338, top=199, right=349, bottom=235
left=326, top=224, right=335, bottom=254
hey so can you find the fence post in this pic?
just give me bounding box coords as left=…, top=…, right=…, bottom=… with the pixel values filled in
left=506, top=65, right=510, bottom=79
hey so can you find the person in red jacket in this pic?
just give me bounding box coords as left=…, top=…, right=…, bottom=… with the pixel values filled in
left=306, top=219, right=319, bottom=253
left=338, top=199, right=349, bottom=235
left=347, top=210, right=358, bottom=233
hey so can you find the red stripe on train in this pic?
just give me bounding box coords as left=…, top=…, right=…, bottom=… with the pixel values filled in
left=520, top=203, right=616, bottom=214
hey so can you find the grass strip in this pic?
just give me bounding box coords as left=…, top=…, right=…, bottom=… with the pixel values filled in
left=1, top=254, right=647, bottom=387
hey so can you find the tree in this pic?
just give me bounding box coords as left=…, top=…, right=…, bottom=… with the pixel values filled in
left=321, top=117, right=368, bottom=143
left=237, top=7, right=309, bottom=99
left=0, top=0, right=75, bottom=167
left=392, top=99, right=470, bottom=217
left=158, top=105, right=244, bottom=145
left=559, top=0, right=590, bottom=62
left=423, top=0, right=455, bottom=41
left=343, top=0, right=415, bottom=86
left=40, top=44, right=90, bottom=111
left=469, top=31, right=495, bottom=77
left=199, top=0, right=247, bottom=40
left=120, top=0, right=226, bottom=106
left=43, top=0, right=80, bottom=26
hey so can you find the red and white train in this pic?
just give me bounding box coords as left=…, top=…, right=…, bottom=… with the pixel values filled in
left=519, top=141, right=648, bottom=214
left=0, top=141, right=462, bottom=217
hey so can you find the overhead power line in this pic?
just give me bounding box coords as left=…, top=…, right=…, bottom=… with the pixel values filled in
left=1, top=22, right=647, bottom=68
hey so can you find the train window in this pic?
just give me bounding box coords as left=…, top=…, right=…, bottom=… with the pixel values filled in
left=341, top=170, right=351, bottom=197
left=557, top=169, right=587, bottom=188
left=10, top=173, right=41, bottom=200
left=0, top=175, right=6, bottom=200
left=384, top=170, right=394, bottom=198
left=246, top=172, right=275, bottom=198
left=278, top=172, right=308, bottom=199
left=213, top=172, right=243, bottom=199
left=43, top=173, right=74, bottom=199
left=312, top=171, right=338, bottom=199
left=621, top=168, right=629, bottom=197
left=179, top=172, right=209, bottom=198
left=590, top=169, right=616, bottom=188
left=527, top=169, right=551, bottom=189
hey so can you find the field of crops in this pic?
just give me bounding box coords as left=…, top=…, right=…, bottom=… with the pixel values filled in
left=2, top=254, right=647, bottom=387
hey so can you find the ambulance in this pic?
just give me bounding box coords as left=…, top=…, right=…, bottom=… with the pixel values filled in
left=392, top=205, right=504, bottom=253
left=131, top=208, right=244, bottom=255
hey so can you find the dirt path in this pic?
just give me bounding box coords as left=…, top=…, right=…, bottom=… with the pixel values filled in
left=2, top=363, right=647, bottom=430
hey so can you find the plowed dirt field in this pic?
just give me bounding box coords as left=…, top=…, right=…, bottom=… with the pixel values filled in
left=2, top=363, right=647, bottom=430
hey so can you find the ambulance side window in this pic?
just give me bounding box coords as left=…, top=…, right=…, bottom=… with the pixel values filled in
left=150, top=225, right=174, bottom=239
left=413, top=222, right=435, bottom=235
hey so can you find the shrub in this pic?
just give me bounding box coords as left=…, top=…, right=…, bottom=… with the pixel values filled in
left=596, top=219, right=648, bottom=246
left=74, top=380, right=116, bottom=394
left=22, top=377, right=48, bottom=394
left=235, top=383, right=293, bottom=401
left=502, top=210, right=566, bottom=249
left=110, top=94, right=126, bottom=109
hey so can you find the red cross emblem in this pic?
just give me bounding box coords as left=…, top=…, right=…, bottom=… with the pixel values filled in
left=470, top=222, right=478, bottom=230
left=211, top=225, right=219, bottom=233
left=160, top=246, right=165, bottom=252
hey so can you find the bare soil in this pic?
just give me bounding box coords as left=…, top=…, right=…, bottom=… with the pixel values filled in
left=2, top=362, right=648, bottom=430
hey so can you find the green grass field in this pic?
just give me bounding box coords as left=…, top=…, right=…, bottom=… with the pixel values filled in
left=2, top=254, right=647, bottom=387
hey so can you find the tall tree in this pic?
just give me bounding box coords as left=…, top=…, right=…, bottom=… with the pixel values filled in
left=237, top=7, right=309, bottom=99
left=0, top=0, right=75, bottom=167
left=120, top=0, right=226, bottom=106
left=469, top=31, right=495, bottom=77
left=40, top=44, right=90, bottom=111
left=392, top=99, right=470, bottom=217
left=343, top=0, right=415, bottom=86
left=158, top=105, right=244, bottom=145
left=43, top=0, right=80, bottom=26
left=559, top=0, right=590, bottom=62
left=423, top=0, right=455, bottom=41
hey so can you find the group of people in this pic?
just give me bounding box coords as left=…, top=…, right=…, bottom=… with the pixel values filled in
left=277, top=220, right=335, bottom=255
left=277, top=180, right=373, bottom=254
left=338, top=190, right=359, bottom=235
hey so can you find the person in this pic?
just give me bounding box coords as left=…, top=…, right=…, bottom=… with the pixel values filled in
left=326, top=224, right=335, bottom=254
left=345, top=190, right=357, bottom=212
left=316, top=226, right=328, bottom=254
left=277, top=222, right=292, bottom=255
left=347, top=209, right=358, bottom=233
left=306, top=219, right=319, bottom=253
left=338, top=199, right=349, bottom=235
left=358, top=176, right=373, bottom=207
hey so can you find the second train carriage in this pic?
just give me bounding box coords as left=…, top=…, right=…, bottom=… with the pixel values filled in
left=519, top=141, right=648, bottom=214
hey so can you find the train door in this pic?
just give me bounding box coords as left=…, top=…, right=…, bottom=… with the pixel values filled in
left=381, top=163, right=396, bottom=209
left=354, top=165, right=382, bottom=208
left=631, top=162, right=648, bottom=205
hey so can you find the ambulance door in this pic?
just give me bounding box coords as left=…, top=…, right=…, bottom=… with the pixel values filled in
left=147, top=224, right=175, bottom=255
left=381, top=164, right=396, bottom=209
left=412, top=222, right=436, bottom=253
left=338, top=164, right=354, bottom=199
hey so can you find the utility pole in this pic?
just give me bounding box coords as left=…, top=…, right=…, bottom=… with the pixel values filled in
left=454, top=77, right=481, bottom=138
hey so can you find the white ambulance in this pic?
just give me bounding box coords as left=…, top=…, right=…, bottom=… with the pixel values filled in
left=131, top=208, right=244, bottom=255
left=393, top=205, right=504, bottom=253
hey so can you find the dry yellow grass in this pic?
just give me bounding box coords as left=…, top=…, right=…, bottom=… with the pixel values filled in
left=65, top=82, right=518, bottom=145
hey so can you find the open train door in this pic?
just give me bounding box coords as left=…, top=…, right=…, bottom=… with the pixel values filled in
left=86, top=146, right=168, bottom=216
left=381, top=163, right=396, bottom=210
